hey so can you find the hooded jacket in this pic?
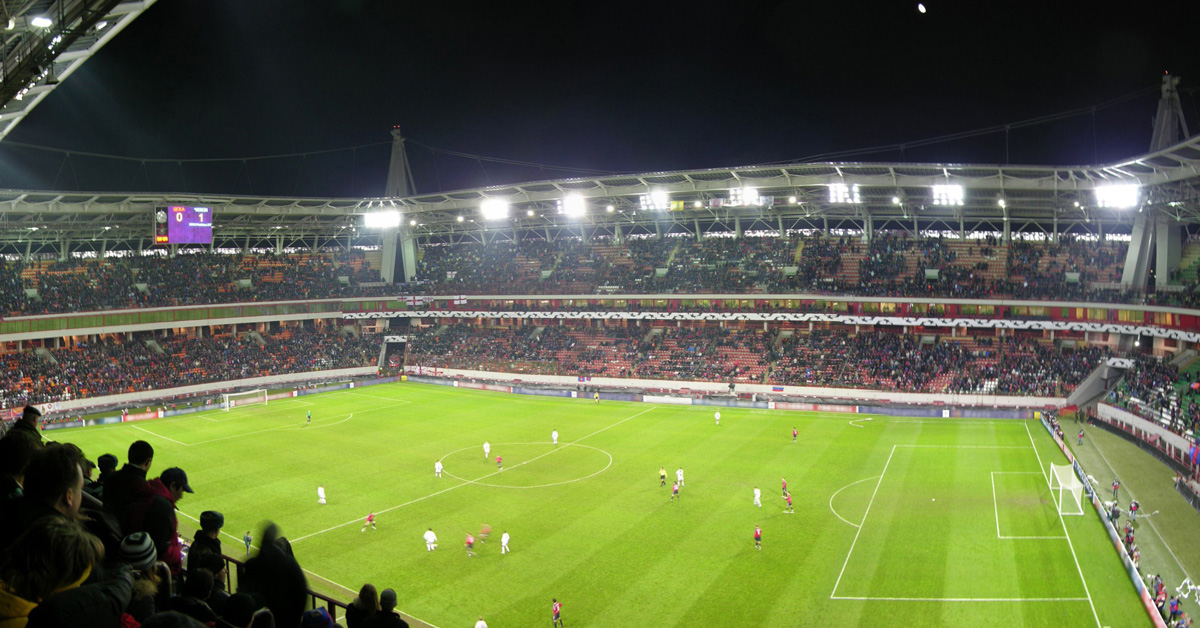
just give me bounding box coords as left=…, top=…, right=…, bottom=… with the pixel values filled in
left=126, top=479, right=182, bottom=575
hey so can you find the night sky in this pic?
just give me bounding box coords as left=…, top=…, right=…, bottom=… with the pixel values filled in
left=2, top=0, right=1198, bottom=197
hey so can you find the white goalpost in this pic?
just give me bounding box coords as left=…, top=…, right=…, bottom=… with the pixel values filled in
left=1049, top=463, right=1085, bottom=516
left=222, top=389, right=268, bottom=411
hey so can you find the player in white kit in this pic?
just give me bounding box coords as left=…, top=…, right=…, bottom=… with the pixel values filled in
left=715, top=411, right=720, bottom=425
left=434, top=460, right=443, bottom=478
left=317, top=486, right=326, bottom=505
left=423, top=528, right=438, bottom=551
left=500, top=530, right=511, bottom=554
left=753, top=487, right=761, bottom=507
left=483, top=441, right=491, bottom=460
left=676, top=467, right=685, bottom=488
left=551, top=429, right=558, bottom=445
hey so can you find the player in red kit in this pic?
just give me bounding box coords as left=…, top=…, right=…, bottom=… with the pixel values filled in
left=781, top=477, right=788, bottom=497
left=754, top=525, right=762, bottom=550
left=361, top=512, right=376, bottom=532
left=792, top=428, right=798, bottom=443
left=670, top=482, right=679, bottom=502
left=496, top=455, right=503, bottom=471
left=465, top=533, right=477, bottom=557
left=552, top=599, right=564, bottom=627
left=784, top=492, right=794, bottom=513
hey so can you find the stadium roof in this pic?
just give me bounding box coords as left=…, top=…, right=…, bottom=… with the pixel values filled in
left=0, top=0, right=159, bottom=142
left=1, top=131, right=1199, bottom=251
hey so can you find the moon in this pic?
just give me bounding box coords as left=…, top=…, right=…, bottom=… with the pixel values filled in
left=918, top=3, right=927, bottom=13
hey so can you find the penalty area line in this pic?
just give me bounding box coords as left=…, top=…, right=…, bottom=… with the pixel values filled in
left=130, top=424, right=190, bottom=447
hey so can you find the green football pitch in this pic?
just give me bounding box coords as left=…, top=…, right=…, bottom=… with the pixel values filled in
left=56, top=383, right=1151, bottom=627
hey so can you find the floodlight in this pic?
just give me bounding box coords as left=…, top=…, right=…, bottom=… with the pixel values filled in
left=456, top=215, right=464, bottom=222
left=363, top=211, right=401, bottom=229
left=640, top=190, right=669, bottom=211
left=932, top=184, right=964, bottom=206
left=829, top=183, right=860, bottom=204
left=1095, top=184, right=1139, bottom=209
left=527, top=209, right=535, bottom=217
left=693, top=201, right=702, bottom=209
left=892, top=196, right=901, bottom=205
left=30, top=16, right=52, bottom=28
left=410, top=219, right=417, bottom=226
left=729, top=186, right=760, bottom=207
left=560, top=193, right=587, bottom=217
left=788, top=196, right=797, bottom=204
left=997, top=199, right=1006, bottom=208
left=480, top=198, right=510, bottom=220
left=95, top=20, right=108, bottom=30
left=606, top=205, right=615, bottom=212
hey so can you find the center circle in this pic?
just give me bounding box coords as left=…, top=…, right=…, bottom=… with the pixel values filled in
left=439, top=442, right=613, bottom=489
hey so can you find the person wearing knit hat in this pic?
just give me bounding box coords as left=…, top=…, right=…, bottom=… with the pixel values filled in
left=376, top=589, right=410, bottom=627
left=120, top=532, right=158, bottom=571
left=300, top=607, right=335, bottom=628
left=188, top=511, right=224, bottom=573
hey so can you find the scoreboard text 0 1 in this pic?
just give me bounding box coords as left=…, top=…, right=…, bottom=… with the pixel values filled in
left=154, top=206, right=213, bottom=244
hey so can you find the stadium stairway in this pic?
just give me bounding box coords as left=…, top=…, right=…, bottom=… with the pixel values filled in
left=1180, top=241, right=1200, bottom=283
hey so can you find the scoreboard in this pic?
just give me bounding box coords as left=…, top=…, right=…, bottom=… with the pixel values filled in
left=154, top=206, right=213, bottom=244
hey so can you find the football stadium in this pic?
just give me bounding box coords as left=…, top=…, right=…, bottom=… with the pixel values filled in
left=2, top=3, right=1200, bottom=628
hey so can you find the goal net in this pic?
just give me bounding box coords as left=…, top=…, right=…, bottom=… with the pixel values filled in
left=222, top=389, right=267, bottom=411
left=1049, top=463, right=1085, bottom=516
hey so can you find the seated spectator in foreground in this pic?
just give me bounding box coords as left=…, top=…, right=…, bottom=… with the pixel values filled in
left=345, top=583, right=379, bottom=627
left=0, top=430, right=40, bottom=502
left=195, top=552, right=230, bottom=617
left=0, top=517, right=129, bottom=628
left=0, top=442, right=86, bottom=549
left=119, top=532, right=165, bottom=623
left=374, top=588, right=410, bottom=628
left=167, top=567, right=220, bottom=625
left=186, top=510, right=224, bottom=573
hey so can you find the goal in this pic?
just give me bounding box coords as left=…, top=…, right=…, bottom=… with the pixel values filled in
left=222, top=389, right=267, bottom=411
left=1049, top=463, right=1085, bottom=516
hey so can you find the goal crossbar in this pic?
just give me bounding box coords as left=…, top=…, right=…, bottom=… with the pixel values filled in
left=222, top=389, right=267, bottom=411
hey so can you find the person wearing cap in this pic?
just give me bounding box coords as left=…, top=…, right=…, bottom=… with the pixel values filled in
left=128, top=467, right=193, bottom=576
left=7, top=405, right=43, bottom=446
left=187, top=510, right=224, bottom=573
left=374, top=588, right=410, bottom=628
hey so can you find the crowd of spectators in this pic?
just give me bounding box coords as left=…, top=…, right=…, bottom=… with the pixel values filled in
left=0, top=250, right=385, bottom=317
left=0, top=236, right=1179, bottom=318
left=0, top=405, right=389, bottom=627
left=948, top=337, right=1109, bottom=397
left=1108, top=355, right=1199, bottom=437
left=0, top=326, right=380, bottom=409
left=404, top=322, right=1102, bottom=396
